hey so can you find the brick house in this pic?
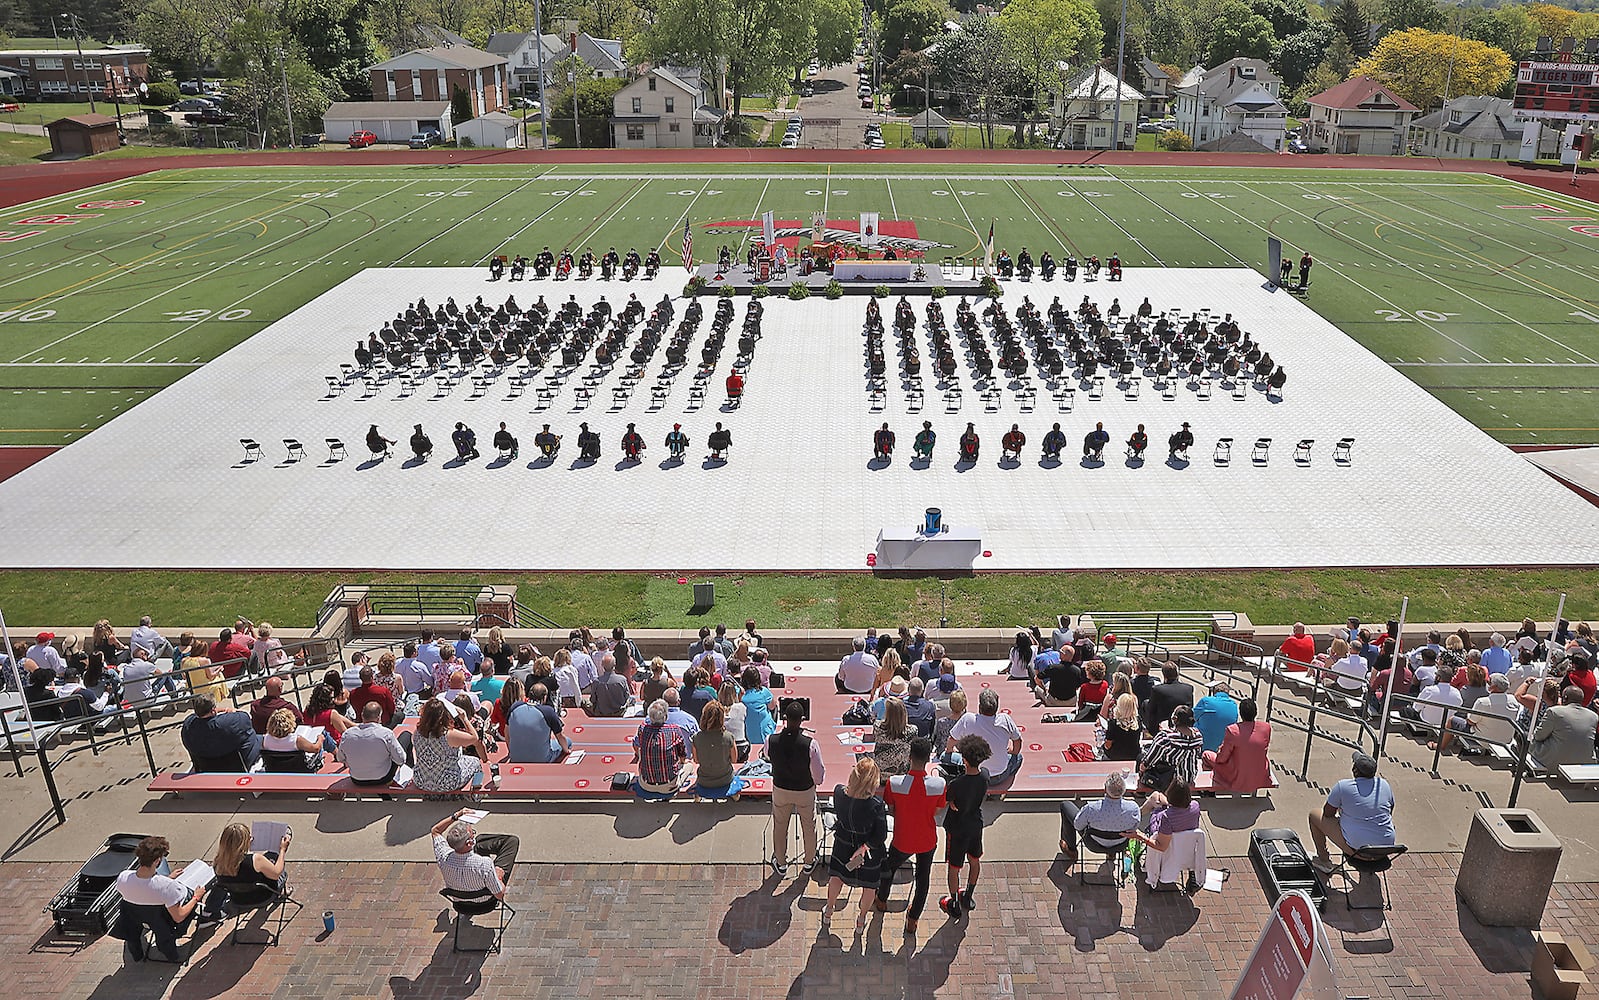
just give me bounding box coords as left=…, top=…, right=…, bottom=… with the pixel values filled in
left=367, top=46, right=508, bottom=117
left=0, top=44, right=149, bottom=101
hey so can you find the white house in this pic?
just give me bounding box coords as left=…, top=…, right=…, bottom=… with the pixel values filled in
left=1408, top=96, right=1547, bottom=160
left=486, top=30, right=627, bottom=97
left=1139, top=57, right=1173, bottom=118
left=1304, top=76, right=1417, bottom=155
left=321, top=100, right=452, bottom=143
left=1049, top=65, right=1143, bottom=150
left=454, top=110, right=523, bottom=148
left=610, top=67, right=725, bottom=149
left=1172, top=57, right=1286, bottom=151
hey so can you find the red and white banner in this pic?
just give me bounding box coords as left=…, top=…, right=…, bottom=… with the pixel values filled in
left=1230, top=891, right=1338, bottom=1000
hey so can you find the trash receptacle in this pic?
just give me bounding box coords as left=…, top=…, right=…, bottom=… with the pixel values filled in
left=692, top=582, right=715, bottom=610
left=1454, top=808, right=1562, bottom=927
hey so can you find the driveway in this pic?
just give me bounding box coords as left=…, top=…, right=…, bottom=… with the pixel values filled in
left=792, top=59, right=882, bottom=149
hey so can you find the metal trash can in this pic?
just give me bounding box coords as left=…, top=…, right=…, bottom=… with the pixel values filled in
left=692, top=582, right=715, bottom=610
left=1454, top=808, right=1563, bottom=927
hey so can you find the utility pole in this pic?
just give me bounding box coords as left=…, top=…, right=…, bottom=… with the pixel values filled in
left=278, top=44, right=296, bottom=147
left=1111, top=0, right=1127, bottom=150
left=60, top=12, right=96, bottom=115
left=532, top=0, right=549, bottom=148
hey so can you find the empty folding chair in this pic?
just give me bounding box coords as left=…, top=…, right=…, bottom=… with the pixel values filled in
left=240, top=439, right=263, bottom=463
left=325, top=438, right=347, bottom=462
left=1124, top=375, right=1141, bottom=400
left=651, top=383, right=670, bottom=408
left=1088, top=376, right=1106, bottom=400
left=1214, top=437, right=1233, bottom=465
left=1055, top=386, right=1074, bottom=412
left=282, top=439, right=305, bottom=463
left=944, top=386, right=963, bottom=412
left=907, top=388, right=924, bottom=412
left=324, top=375, right=345, bottom=397
left=1232, top=378, right=1248, bottom=401
left=1294, top=438, right=1314, bottom=464
left=1334, top=437, right=1354, bottom=465
left=1196, top=377, right=1212, bottom=400
left=1251, top=437, right=1271, bottom=464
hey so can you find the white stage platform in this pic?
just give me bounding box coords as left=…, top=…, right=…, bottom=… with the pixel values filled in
left=2, top=267, right=1597, bottom=571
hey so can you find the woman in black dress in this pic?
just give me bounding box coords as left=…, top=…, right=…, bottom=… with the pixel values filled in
left=825, top=758, right=888, bottom=931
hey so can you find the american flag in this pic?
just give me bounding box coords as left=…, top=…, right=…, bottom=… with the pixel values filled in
left=681, top=218, right=693, bottom=271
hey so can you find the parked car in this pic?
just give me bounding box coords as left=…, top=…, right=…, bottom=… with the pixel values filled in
left=169, top=97, right=216, bottom=113
left=780, top=136, right=799, bottom=148
left=1287, top=139, right=1310, bottom=154
left=0, top=102, right=21, bottom=113
left=1137, top=122, right=1165, bottom=134
left=860, top=97, right=873, bottom=109
left=408, top=130, right=439, bottom=148
left=348, top=130, right=377, bottom=148
left=186, top=109, right=232, bottom=125
left=801, top=83, right=814, bottom=97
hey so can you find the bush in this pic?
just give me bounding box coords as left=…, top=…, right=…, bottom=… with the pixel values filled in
left=787, top=281, right=810, bottom=300
left=825, top=279, right=844, bottom=299
left=142, top=82, right=181, bottom=107
left=718, top=284, right=738, bottom=298
left=930, top=286, right=946, bottom=299
left=457, top=136, right=475, bottom=148
left=873, top=284, right=891, bottom=299
left=1156, top=128, right=1193, bottom=152
left=979, top=275, right=1002, bottom=298
left=684, top=274, right=708, bottom=297
left=751, top=283, right=770, bottom=299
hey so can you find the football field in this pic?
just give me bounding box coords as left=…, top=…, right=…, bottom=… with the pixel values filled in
left=2, top=162, right=1598, bottom=447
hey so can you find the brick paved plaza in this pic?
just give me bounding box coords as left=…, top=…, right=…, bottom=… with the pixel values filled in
left=11, top=854, right=1598, bottom=999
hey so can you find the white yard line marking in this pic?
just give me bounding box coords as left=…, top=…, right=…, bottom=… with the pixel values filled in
left=1003, top=179, right=1069, bottom=256
left=656, top=180, right=710, bottom=255
left=1061, top=178, right=1162, bottom=265
left=392, top=176, right=543, bottom=266
left=885, top=177, right=899, bottom=221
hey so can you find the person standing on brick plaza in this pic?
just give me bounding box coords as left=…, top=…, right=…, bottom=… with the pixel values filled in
left=765, top=700, right=825, bottom=877
left=873, top=737, right=946, bottom=933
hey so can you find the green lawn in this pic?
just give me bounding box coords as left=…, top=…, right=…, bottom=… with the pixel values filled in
left=0, top=567, right=1584, bottom=630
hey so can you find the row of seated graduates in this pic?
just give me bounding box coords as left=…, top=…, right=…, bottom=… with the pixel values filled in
left=525, top=246, right=659, bottom=281
left=661, top=295, right=763, bottom=375
left=861, top=296, right=926, bottom=386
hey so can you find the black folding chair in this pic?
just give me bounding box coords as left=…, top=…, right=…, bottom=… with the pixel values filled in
left=1324, top=844, right=1407, bottom=910
left=215, top=876, right=303, bottom=945
left=1076, top=829, right=1131, bottom=887
left=440, top=888, right=515, bottom=953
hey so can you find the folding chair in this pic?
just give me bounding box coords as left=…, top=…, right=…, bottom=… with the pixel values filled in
left=1322, top=844, right=1407, bottom=911
left=282, top=439, right=305, bottom=463
left=323, top=375, right=346, bottom=397
left=1018, top=383, right=1037, bottom=411
left=240, top=439, right=263, bottom=463
left=944, top=386, right=963, bottom=412
left=1196, top=377, right=1212, bottom=400
left=907, top=387, right=924, bottom=412
left=1123, top=375, right=1140, bottom=400
left=216, top=877, right=303, bottom=946
left=1214, top=437, right=1233, bottom=466
left=1294, top=438, right=1314, bottom=464
left=1232, top=378, right=1248, bottom=401
left=1076, top=829, right=1131, bottom=887
left=536, top=385, right=557, bottom=411
left=869, top=387, right=886, bottom=412
left=1251, top=437, right=1271, bottom=464
left=612, top=385, right=632, bottom=409
left=688, top=382, right=707, bottom=409
left=573, top=385, right=594, bottom=409
left=1088, top=376, right=1106, bottom=400
left=1054, top=385, right=1074, bottom=412
left=650, top=383, right=671, bottom=408
left=1334, top=437, right=1354, bottom=465
left=508, top=371, right=529, bottom=398
left=440, top=888, right=516, bottom=953
left=982, top=388, right=1001, bottom=412
left=325, top=438, right=347, bottom=462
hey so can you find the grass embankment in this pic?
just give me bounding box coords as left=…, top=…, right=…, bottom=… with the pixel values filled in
left=0, top=568, right=1585, bottom=631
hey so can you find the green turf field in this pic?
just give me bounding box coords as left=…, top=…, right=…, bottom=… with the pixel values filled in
left=3, top=162, right=1597, bottom=447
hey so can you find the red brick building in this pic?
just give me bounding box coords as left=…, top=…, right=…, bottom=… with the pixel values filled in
left=367, top=46, right=508, bottom=118
left=0, top=44, right=148, bottom=101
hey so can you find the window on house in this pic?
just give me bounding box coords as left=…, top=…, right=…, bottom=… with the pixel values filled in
left=1093, top=126, right=1106, bottom=138
left=669, top=122, right=680, bottom=132
left=1491, top=143, right=1501, bottom=159
left=632, top=97, right=641, bottom=113
left=648, top=76, right=656, bottom=90
left=665, top=97, right=674, bottom=112
left=626, top=125, right=644, bottom=140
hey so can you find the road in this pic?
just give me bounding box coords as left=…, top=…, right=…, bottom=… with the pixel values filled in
left=792, top=59, right=884, bottom=149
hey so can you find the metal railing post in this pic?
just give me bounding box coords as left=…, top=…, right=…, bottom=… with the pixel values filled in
left=136, top=709, right=158, bottom=778
left=0, top=708, right=20, bottom=777
left=36, top=744, right=65, bottom=823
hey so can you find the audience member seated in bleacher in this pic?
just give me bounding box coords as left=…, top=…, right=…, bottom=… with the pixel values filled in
left=181, top=694, right=262, bottom=772
left=396, top=642, right=432, bottom=706
left=900, top=678, right=937, bottom=739
left=183, top=643, right=229, bottom=709
left=339, top=701, right=413, bottom=788
left=837, top=637, right=880, bottom=695
left=123, top=646, right=178, bottom=703
left=373, top=652, right=406, bottom=707
left=738, top=667, right=777, bottom=745
left=250, top=676, right=304, bottom=735
left=261, top=708, right=324, bottom=772
left=691, top=701, right=745, bottom=799
left=948, top=689, right=1024, bottom=788
left=1139, top=704, right=1203, bottom=793
left=1279, top=623, right=1316, bottom=669
left=1530, top=685, right=1599, bottom=766
left=911, top=644, right=944, bottom=686
left=1058, top=770, right=1141, bottom=863
left=638, top=658, right=673, bottom=706
left=303, top=682, right=353, bottom=748
left=1192, top=681, right=1238, bottom=753
left=247, top=623, right=296, bottom=677
left=1074, top=662, right=1109, bottom=721
left=931, top=689, right=966, bottom=752
left=1144, top=663, right=1195, bottom=734
left=632, top=699, right=690, bottom=796
left=826, top=758, right=889, bottom=930
left=432, top=808, right=518, bottom=899
left=586, top=654, right=633, bottom=717
left=874, top=737, right=944, bottom=933
left=1435, top=667, right=1493, bottom=753
left=1309, top=751, right=1396, bottom=874
left=873, top=697, right=914, bottom=777
left=1566, top=648, right=1598, bottom=707
left=506, top=682, right=570, bottom=764
left=678, top=667, right=717, bottom=724
left=767, top=699, right=824, bottom=877
left=27, top=631, right=65, bottom=679
left=113, top=836, right=210, bottom=962
left=1098, top=635, right=1124, bottom=673
left=469, top=660, right=504, bottom=705
left=1100, top=694, right=1143, bottom=762
left=208, top=629, right=252, bottom=680
left=130, top=616, right=172, bottom=662
left=1407, top=666, right=1462, bottom=733
left=1452, top=673, right=1520, bottom=751
left=1203, top=698, right=1271, bottom=791
left=1034, top=645, right=1084, bottom=708
left=414, top=698, right=493, bottom=799
left=1366, top=642, right=1416, bottom=716
left=200, top=821, right=292, bottom=926
left=661, top=688, right=700, bottom=737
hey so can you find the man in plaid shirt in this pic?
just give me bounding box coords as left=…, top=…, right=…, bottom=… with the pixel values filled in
left=632, top=699, right=689, bottom=795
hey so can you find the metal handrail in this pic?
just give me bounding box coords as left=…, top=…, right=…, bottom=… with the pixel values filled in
left=316, top=583, right=559, bottom=634
left=1080, top=609, right=1236, bottom=648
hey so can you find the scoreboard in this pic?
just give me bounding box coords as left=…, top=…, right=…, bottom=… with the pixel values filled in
left=1515, top=60, right=1599, bottom=121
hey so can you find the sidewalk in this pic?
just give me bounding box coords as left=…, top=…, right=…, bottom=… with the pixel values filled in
left=12, top=856, right=1594, bottom=999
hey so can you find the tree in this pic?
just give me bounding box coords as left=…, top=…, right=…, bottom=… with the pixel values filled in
left=813, top=0, right=864, bottom=67
left=451, top=83, right=474, bottom=123
left=998, top=0, right=1102, bottom=142
left=282, top=0, right=381, bottom=100
left=1377, top=0, right=1442, bottom=35
left=1353, top=27, right=1512, bottom=109
left=1207, top=0, right=1275, bottom=64
left=130, top=0, right=253, bottom=86
left=1330, top=0, right=1371, bottom=58
left=886, top=46, right=932, bottom=104
left=1275, top=21, right=1337, bottom=92
left=1249, top=0, right=1307, bottom=41
left=882, top=0, right=950, bottom=59
left=933, top=14, right=1029, bottom=148
left=1463, top=6, right=1537, bottom=66
left=220, top=5, right=337, bottom=147
left=367, top=0, right=428, bottom=56
left=636, top=0, right=811, bottom=117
